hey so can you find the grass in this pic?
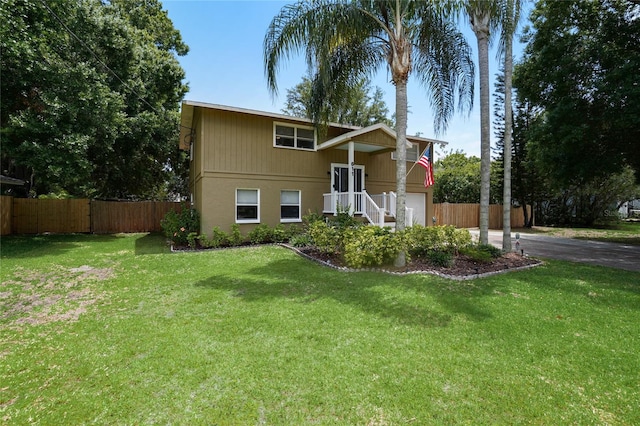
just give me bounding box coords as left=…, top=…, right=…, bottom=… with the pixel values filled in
left=516, top=221, right=640, bottom=245
left=1, top=233, right=639, bottom=424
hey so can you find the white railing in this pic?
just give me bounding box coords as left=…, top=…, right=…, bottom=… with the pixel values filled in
left=370, top=192, right=389, bottom=214
left=322, top=190, right=413, bottom=228
left=362, top=190, right=385, bottom=227
left=388, top=191, right=414, bottom=228
left=323, top=192, right=363, bottom=214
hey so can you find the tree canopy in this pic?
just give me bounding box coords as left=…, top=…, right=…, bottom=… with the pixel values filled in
left=0, top=0, right=189, bottom=199
left=514, top=0, right=640, bottom=185
left=282, top=75, right=394, bottom=128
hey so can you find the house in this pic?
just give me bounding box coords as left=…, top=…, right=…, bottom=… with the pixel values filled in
left=179, top=101, right=446, bottom=236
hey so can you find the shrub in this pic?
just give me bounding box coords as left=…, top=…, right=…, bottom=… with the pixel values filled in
left=406, top=225, right=471, bottom=258
left=427, top=250, right=454, bottom=268
left=307, top=220, right=341, bottom=254
left=248, top=224, right=273, bottom=244
left=187, top=232, right=198, bottom=249
left=208, top=226, right=229, bottom=248
left=329, top=206, right=362, bottom=230
left=272, top=224, right=301, bottom=243
left=302, top=210, right=326, bottom=229
left=228, top=223, right=244, bottom=247
left=160, top=207, right=200, bottom=246
left=343, top=226, right=402, bottom=268
left=289, top=233, right=313, bottom=247
left=460, top=243, right=502, bottom=262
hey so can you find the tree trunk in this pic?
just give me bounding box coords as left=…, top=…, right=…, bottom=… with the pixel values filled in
left=473, top=11, right=491, bottom=245
left=394, top=78, right=408, bottom=267
left=502, top=23, right=513, bottom=251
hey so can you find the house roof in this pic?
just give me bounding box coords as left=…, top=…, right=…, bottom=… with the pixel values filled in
left=179, top=100, right=448, bottom=151
left=0, top=175, right=25, bottom=186
left=317, top=122, right=410, bottom=154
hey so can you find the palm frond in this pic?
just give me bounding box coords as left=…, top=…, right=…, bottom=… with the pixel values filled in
left=413, top=8, right=475, bottom=134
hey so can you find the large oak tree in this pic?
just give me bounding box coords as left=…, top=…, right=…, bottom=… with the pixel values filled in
left=1, top=0, right=189, bottom=199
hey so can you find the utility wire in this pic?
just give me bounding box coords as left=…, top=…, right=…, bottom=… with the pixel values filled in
left=39, top=0, right=192, bottom=130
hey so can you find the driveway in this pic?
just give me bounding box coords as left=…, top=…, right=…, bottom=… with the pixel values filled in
left=469, top=229, right=640, bottom=273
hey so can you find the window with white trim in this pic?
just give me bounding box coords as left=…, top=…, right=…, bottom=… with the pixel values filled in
left=236, top=189, right=259, bottom=223
left=391, top=142, right=420, bottom=162
left=274, top=123, right=316, bottom=150
left=280, top=190, right=301, bottom=222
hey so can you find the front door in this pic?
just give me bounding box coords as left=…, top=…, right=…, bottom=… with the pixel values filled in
left=331, top=164, right=364, bottom=212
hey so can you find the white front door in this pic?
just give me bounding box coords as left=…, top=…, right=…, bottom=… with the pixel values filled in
left=332, top=164, right=364, bottom=192
left=331, top=163, right=364, bottom=212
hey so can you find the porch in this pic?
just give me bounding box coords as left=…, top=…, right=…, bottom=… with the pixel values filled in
left=317, top=123, right=418, bottom=229
left=322, top=190, right=414, bottom=228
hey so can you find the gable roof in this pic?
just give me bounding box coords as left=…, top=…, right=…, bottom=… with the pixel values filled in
left=317, top=123, right=409, bottom=154
left=179, top=100, right=448, bottom=151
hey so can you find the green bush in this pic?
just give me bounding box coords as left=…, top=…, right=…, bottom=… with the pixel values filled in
left=302, top=210, right=326, bottom=229
left=160, top=207, right=200, bottom=246
left=248, top=224, right=273, bottom=244
left=427, top=250, right=454, bottom=268
left=187, top=232, right=198, bottom=249
left=406, top=225, right=471, bottom=258
left=328, top=206, right=362, bottom=230
left=272, top=224, right=301, bottom=243
left=343, top=226, right=402, bottom=268
left=208, top=226, right=229, bottom=248
left=307, top=220, right=341, bottom=254
left=228, top=223, right=244, bottom=247
left=460, top=243, right=502, bottom=263
left=289, top=233, right=313, bottom=247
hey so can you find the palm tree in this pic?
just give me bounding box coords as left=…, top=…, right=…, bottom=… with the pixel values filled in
left=465, top=0, right=500, bottom=246
left=264, top=0, right=475, bottom=266
left=499, top=0, right=522, bottom=251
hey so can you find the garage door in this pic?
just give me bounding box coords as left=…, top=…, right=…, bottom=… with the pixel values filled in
left=406, top=193, right=425, bottom=226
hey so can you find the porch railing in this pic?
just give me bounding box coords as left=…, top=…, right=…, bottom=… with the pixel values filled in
left=322, top=190, right=414, bottom=228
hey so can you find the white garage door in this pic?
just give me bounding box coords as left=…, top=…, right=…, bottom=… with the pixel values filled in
left=406, top=193, right=426, bottom=226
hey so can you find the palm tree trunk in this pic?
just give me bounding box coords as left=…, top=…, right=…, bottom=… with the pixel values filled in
left=394, top=78, right=408, bottom=267
left=502, top=29, right=513, bottom=251
left=474, top=15, right=491, bottom=245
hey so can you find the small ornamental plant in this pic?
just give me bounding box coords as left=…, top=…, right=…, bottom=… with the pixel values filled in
left=161, top=207, right=200, bottom=247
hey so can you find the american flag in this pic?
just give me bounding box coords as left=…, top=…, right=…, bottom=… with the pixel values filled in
left=417, top=152, right=434, bottom=188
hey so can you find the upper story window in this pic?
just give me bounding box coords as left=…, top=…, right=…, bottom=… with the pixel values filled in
left=274, top=122, right=316, bottom=150
left=391, top=142, right=422, bottom=162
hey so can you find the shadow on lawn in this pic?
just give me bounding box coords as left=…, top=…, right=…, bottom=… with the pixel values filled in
left=134, top=233, right=170, bottom=255
left=194, top=256, right=498, bottom=327
left=0, top=233, right=120, bottom=259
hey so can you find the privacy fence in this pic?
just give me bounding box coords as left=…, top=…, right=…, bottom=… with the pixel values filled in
left=434, top=203, right=532, bottom=229
left=0, top=196, right=182, bottom=235
left=0, top=196, right=531, bottom=236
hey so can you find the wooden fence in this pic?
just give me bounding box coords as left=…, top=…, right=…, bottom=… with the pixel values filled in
left=0, top=197, right=182, bottom=235
left=434, top=203, right=532, bottom=229
left=1, top=196, right=12, bottom=235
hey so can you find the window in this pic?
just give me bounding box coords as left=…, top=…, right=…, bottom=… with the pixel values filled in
left=280, top=190, right=301, bottom=222
left=392, top=143, right=421, bottom=162
left=236, top=189, right=259, bottom=223
left=274, top=123, right=316, bottom=150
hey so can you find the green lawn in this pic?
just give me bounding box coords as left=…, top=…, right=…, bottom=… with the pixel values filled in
left=1, top=234, right=639, bottom=424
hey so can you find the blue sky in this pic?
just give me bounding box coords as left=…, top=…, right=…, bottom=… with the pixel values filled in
left=163, top=0, right=529, bottom=158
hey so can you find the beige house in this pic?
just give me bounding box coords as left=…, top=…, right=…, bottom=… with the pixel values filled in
left=179, top=101, right=445, bottom=236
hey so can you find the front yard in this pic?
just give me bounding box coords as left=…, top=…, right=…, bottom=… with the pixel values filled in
left=1, top=234, right=639, bottom=424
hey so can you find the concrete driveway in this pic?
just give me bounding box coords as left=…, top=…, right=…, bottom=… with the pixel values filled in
left=469, top=229, right=640, bottom=273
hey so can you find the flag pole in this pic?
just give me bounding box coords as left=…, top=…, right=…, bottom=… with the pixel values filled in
left=406, top=142, right=432, bottom=177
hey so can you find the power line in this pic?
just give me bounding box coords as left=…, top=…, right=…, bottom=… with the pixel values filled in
left=39, top=0, right=167, bottom=117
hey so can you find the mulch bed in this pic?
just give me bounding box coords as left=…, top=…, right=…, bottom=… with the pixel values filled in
left=296, top=247, right=541, bottom=279
left=171, top=242, right=542, bottom=279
